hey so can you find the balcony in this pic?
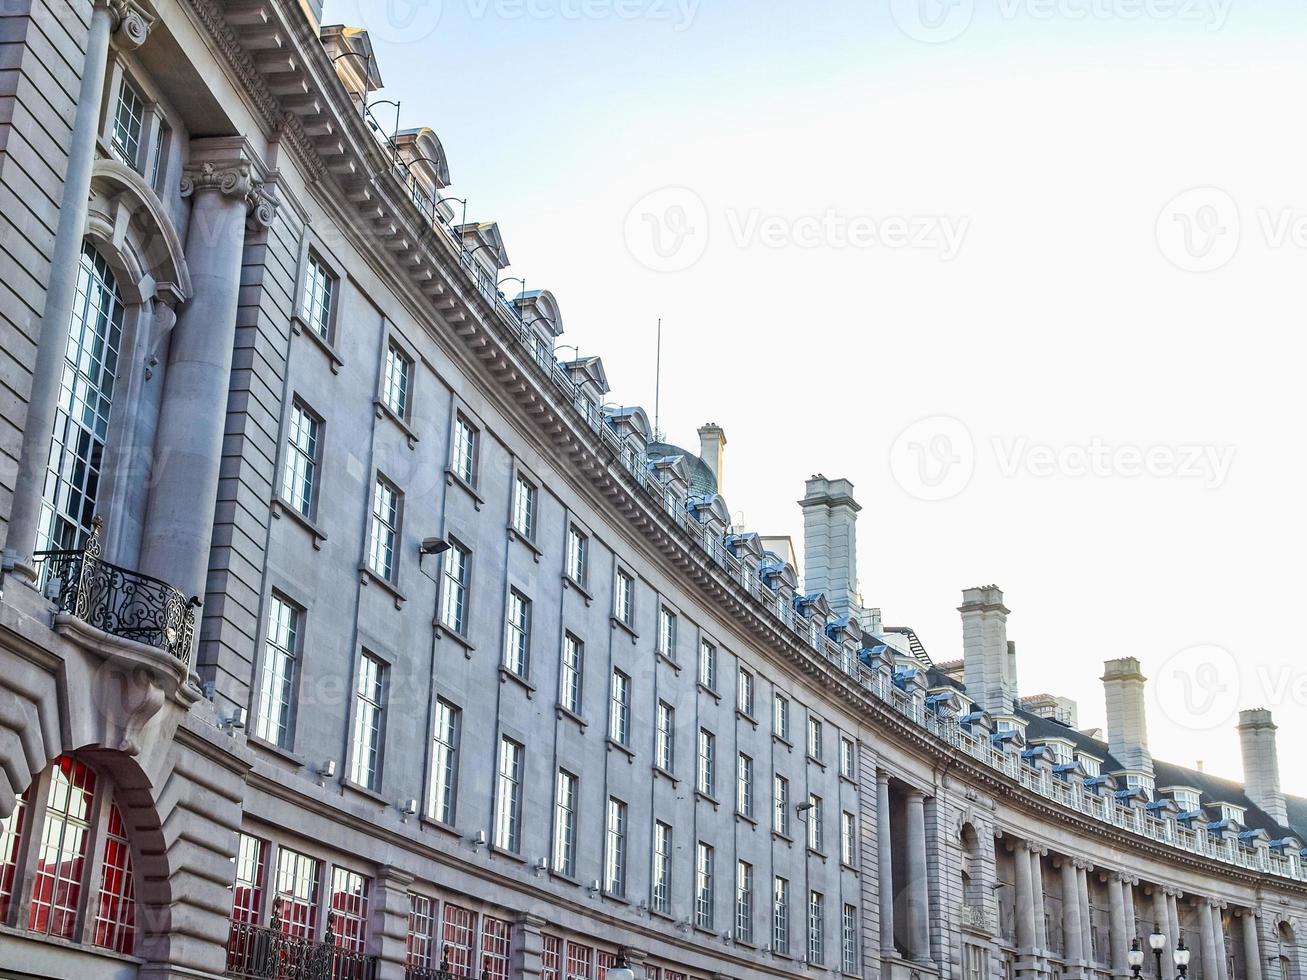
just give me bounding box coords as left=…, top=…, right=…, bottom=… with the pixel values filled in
left=226, top=919, right=378, bottom=980
left=36, top=517, right=198, bottom=668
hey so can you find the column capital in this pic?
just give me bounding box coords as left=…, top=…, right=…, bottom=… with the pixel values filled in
left=181, top=158, right=278, bottom=226
left=903, top=786, right=926, bottom=801
left=877, top=770, right=891, bottom=786
left=375, top=865, right=415, bottom=889
left=1074, top=858, right=1094, bottom=872
left=100, top=0, right=155, bottom=49
left=1022, top=839, right=1042, bottom=854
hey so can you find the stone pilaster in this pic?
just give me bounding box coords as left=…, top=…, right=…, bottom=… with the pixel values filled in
left=877, top=771, right=895, bottom=956
left=903, top=787, right=930, bottom=962
left=512, top=912, right=547, bottom=980
left=369, top=866, right=414, bottom=979
left=1060, top=858, right=1084, bottom=967
left=1107, top=873, right=1128, bottom=978
left=1240, top=910, right=1264, bottom=980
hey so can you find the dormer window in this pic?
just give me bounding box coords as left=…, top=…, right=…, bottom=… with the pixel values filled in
left=1078, top=755, right=1101, bottom=778
left=1218, top=803, right=1246, bottom=825
left=1170, top=789, right=1201, bottom=812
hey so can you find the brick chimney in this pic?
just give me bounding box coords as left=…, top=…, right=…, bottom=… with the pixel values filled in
left=798, top=475, right=861, bottom=619
left=697, top=423, right=726, bottom=496
left=1101, top=658, right=1153, bottom=776
left=959, top=586, right=1015, bottom=716
left=1238, top=709, right=1288, bottom=826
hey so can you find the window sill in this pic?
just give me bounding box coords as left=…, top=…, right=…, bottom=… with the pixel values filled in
left=736, top=811, right=758, bottom=827
left=653, top=765, right=678, bottom=786
left=772, top=830, right=794, bottom=846
left=611, top=616, right=638, bottom=643
left=248, top=735, right=307, bottom=769
left=840, top=861, right=859, bottom=875
left=435, top=624, right=476, bottom=657
left=601, top=890, right=630, bottom=905
left=445, top=467, right=484, bottom=510
left=839, top=772, right=857, bottom=787
left=489, top=845, right=527, bottom=864
left=341, top=778, right=390, bottom=807
left=563, top=575, right=593, bottom=606
left=556, top=703, right=587, bottom=730
left=499, top=665, right=536, bottom=698
left=773, top=734, right=794, bottom=751
left=358, top=562, right=406, bottom=609
left=649, top=908, right=677, bottom=924
left=419, top=816, right=463, bottom=839
left=607, top=738, right=635, bottom=762
left=293, top=312, right=344, bottom=373
left=807, top=755, right=827, bottom=771
left=806, top=847, right=827, bottom=862
left=507, top=526, right=542, bottom=562
left=736, top=708, right=758, bottom=729
left=657, top=651, right=681, bottom=673
left=374, top=398, right=419, bottom=448
left=697, top=681, right=720, bottom=702
left=549, top=869, right=581, bottom=887
left=271, top=497, right=328, bottom=550
left=695, top=789, right=720, bottom=810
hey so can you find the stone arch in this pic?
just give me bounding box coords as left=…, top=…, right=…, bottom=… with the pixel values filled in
left=86, top=158, right=190, bottom=309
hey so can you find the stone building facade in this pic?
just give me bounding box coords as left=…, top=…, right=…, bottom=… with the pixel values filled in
left=0, top=2, right=1303, bottom=979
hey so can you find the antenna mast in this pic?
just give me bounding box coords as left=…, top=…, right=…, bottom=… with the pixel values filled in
left=654, top=318, right=662, bottom=440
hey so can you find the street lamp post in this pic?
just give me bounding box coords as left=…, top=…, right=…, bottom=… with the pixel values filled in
left=1149, top=923, right=1168, bottom=979
left=1173, top=937, right=1191, bottom=980
left=609, top=950, right=635, bottom=980
left=1128, top=938, right=1145, bottom=979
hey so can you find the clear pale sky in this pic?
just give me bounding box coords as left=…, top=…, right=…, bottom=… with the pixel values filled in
left=326, top=0, right=1307, bottom=796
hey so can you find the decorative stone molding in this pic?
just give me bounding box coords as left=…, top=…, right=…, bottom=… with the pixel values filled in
left=181, top=160, right=279, bottom=227
left=103, top=0, right=156, bottom=49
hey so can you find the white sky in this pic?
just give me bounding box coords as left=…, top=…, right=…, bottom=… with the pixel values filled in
left=327, top=0, right=1307, bottom=795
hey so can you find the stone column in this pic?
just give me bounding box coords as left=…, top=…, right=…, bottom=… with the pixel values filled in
left=512, top=912, right=547, bottom=980
left=877, top=772, right=895, bottom=955
left=1241, top=911, right=1264, bottom=980
left=1166, top=890, right=1182, bottom=956
left=904, top=788, right=931, bottom=962
left=1151, top=887, right=1169, bottom=949
left=1213, top=904, right=1230, bottom=980
left=369, top=866, right=413, bottom=977
left=1108, top=874, right=1129, bottom=978
left=1122, top=879, right=1137, bottom=948
left=1061, top=859, right=1084, bottom=966
left=3, top=0, right=154, bottom=577
left=1078, top=864, right=1093, bottom=966
left=1014, top=841, right=1036, bottom=952
left=1031, top=847, right=1048, bottom=952
left=140, top=151, right=276, bottom=600
left=1199, top=900, right=1220, bottom=980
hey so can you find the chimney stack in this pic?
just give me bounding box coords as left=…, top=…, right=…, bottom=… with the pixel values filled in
left=959, top=586, right=1015, bottom=716
left=697, top=423, right=727, bottom=496
left=1101, top=658, right=1153, bottom=776
left=798, top=476, right=861, bottom=619
left=1237, top=709, right=1288, bottom=826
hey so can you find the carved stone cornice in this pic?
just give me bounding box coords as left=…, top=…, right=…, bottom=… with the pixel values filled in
left=180, top=160, right=279, bottom=226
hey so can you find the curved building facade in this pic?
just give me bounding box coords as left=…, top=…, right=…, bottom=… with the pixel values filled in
left=0, top=3, right=1301, bottom=980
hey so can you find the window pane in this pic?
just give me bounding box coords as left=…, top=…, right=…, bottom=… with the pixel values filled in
left=429, top=699, right=460, bottom=823
left=304, top=254, right=335, bottom=340
left=382, top=341, right=411, bottom=418
left=255, top=595, right=299, bottom=747
left=28, top=757, right=97, bottom=939
left=349, top=654, right=385, bottom=790
left=281, top=403, right=319, bottom=518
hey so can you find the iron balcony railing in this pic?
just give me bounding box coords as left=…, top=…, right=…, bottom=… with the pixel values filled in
left=365, top=115, right=1307, bottom=884
left=35, top=517, right=198, bottom=668
left=226, top=919, right=378, bottom=980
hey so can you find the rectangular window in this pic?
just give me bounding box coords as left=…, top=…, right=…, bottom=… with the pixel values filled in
left=302, top=252, right=336, bottom=341
left=652, top=821, right=672, bottom=915
left=561, top=634, right=584, bottom=714
left=110, top=79, right=145, bottom=169
left=512, top=474, right=537, bottom=540
left=841, top=812, right=856, bottom=866
left=328, top=867, right=370, bottom=953
left=773, top=877, right=790, bottom=955
left=481, top=917, right=512, bottom=980
left=541, top=935, right=562, bottom=980
left=0, top=797, right=24, bottom=922
left=428, top=699, right=460, bottom=823
left=493, top=737, right=523, bottom=853
left=842, top=904, right=859, bottom=975
left=368, top=476, right=400, bottom=582
left=604, top=797, right=627, bottom=896
left=281, top=401, right=320, bottom=518
left=440, top=542, right=471, bottom=634
left=381, top=340, right=412, bottom=419
left=773, top=775, right=790, bottom=836
left=736, top=753, right=754, bottom=818
left=698, top=640, right=717, bottom=689
left=615, top=568, right=635, bottom=626
left=92, top=803, right=134, bottom=953
left=738, top=667, right=754, bottom=716
left=697, top=728, right=715, bottom=796
left=567, top=942, right=594, bottom=980
left=451, top=415, right=478, bottom=485
left=272, top=847, right=320, bottom=940
left=609, top=669, right=630, bottom=746
left=694, top=842, right=714, bottom=930
left=658, top=607, right=677, bottom=660
left=735, top=860, right=754, bottom=944
left=655, top=701, right=675, bottom=772
left=441, top=904, right=477, bottom=976
left=504, top=590, right=531, bottom=677
left=553, top=770, right=578, bottom=877
left=148, top=122, right=168, bottom=190
left=230, top=833, right=265, bottom=925
left=806, top=795, right=823, bottom=852
left=808, top=891, right=825, bottom=965
left=808, top=717, right=823, bottom=761
left=255, top=595, right=299, bottom=747
left=406, top=893, right=435, bottom=969
left=566, top=526, right=588, bottom=586
left=840, top=737, right=856, bottom=780
left=30, top=759, right=95, bottom=939
left=348, top=654, right=385, bottom=790
left=774, top=694, right=790, bottom=741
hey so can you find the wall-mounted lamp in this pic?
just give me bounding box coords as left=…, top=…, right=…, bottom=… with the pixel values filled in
left=420, top=537, right=450, bottom=556
left=220, top=706, right=247, bottom=731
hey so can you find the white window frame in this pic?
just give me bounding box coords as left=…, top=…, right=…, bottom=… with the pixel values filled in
left=348, top=652, right=386, bottom=790
left=254, top=593, right=300, bottom=747
left=655, top=701, right=675, bottom=772
left=560, top=634, right=583, bottom=715
left=428, top=699, right=460, bottom=824
left=604, top=797, right=627, bottom=897
left=609, top=669, right=631, bottom=746
left=552, top=770, right=578, bottom=877
left=504, top=589, right=531, bottom=678
left=493, top=737, right=524, bottom=853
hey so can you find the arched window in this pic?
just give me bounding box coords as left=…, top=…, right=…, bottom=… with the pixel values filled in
left=0, top=755, right=138, bottom=955
left=37, top=243, right=126, bottom=553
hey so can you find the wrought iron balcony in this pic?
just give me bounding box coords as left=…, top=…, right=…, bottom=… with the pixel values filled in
left=226, top=919, right=379, bottom=980
left=35, top=517, right=198, bottom=668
